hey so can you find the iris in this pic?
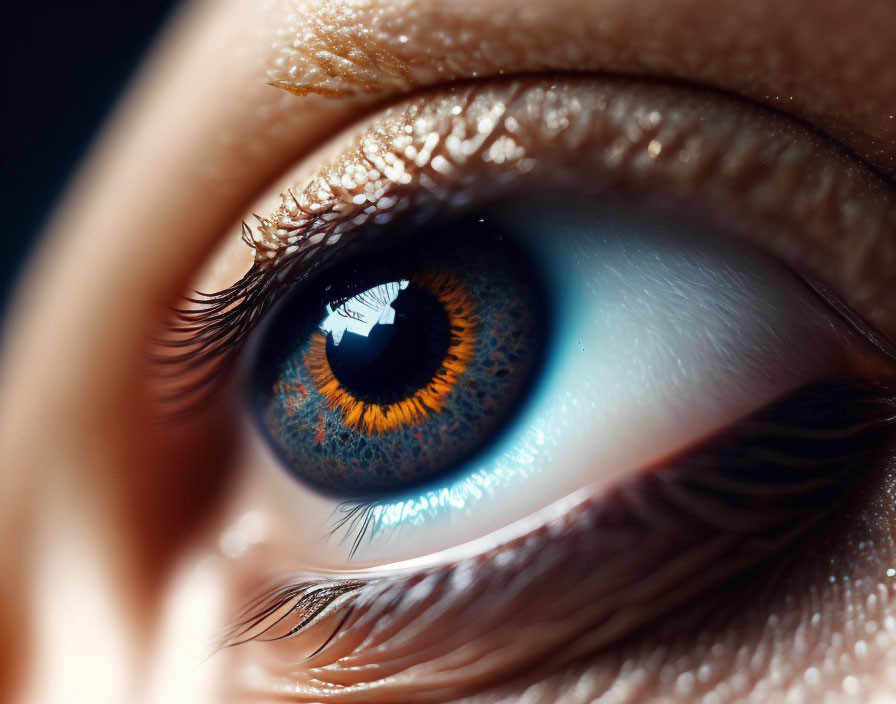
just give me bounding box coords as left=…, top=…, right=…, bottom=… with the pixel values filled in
left=251, top=219, right=549, bottom=497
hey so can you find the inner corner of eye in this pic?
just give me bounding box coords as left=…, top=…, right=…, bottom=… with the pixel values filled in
left=247, top=198, right=853, bottom=531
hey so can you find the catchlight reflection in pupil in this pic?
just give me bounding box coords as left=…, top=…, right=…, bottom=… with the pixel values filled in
left=253, top=221, right=550, bottom=498
left=323, top=280, right=454, bottom=407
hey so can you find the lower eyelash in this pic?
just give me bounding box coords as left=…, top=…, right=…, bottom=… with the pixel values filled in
left=328, top=501, right=399, bottom=560
left=225, top=377, right=896, bottom=667
left=222, top=578, right=366, bottom=648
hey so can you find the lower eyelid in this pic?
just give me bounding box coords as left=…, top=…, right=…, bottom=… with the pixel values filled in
left=221, top=380, right=896, bottom=699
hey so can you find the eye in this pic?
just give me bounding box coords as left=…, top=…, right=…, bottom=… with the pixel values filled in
left=250, top=219, right=548, bottom=497
left=240, top=191, right=867, bottom=565
left=164, top=77, right=896, bottom=581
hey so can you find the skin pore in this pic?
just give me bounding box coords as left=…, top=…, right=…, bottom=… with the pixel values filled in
left=0, top=0, right=895, bottom=702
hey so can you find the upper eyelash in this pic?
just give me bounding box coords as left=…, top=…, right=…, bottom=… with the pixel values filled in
left=153, top=82, right=532, bottom=410
left=154, top=76, right=896, bottom=414
left=155, top=203, right=347, bottom=411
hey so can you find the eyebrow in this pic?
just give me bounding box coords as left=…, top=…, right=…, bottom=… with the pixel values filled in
left=266, top=0, right=896, bottom=178
left=267, top=9, right=414, bottom=99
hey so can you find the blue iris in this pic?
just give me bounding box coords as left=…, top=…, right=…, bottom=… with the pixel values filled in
left=250, top=219, right=550, bottom=498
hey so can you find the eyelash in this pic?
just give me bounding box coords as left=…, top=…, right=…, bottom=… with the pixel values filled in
left=156, top=205, right=343, bottom=412
left=329, top=500, right=410, bottom=560
left=156, top=76, right=896, bottom=421
left=223, top=379, right=896, bottom=656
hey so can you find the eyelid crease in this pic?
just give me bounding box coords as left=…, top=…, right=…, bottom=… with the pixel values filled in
left=222, top=379, right=896, bottom=701
left=156, top=76, right=896, bottom=412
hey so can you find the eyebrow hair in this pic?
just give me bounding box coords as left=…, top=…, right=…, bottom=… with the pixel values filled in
left=267, top=5, right=414, bottom=100
left=265, top=0, right=896, bottom=178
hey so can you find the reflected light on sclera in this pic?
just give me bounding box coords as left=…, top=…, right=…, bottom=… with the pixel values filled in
left=257, top=199, right=854, bottom=567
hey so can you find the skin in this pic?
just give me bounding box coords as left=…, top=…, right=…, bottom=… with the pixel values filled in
left=0, top=0, right=895, bottom=702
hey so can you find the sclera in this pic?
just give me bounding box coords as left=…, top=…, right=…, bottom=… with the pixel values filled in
left=246, top=198, right=855, bottom=568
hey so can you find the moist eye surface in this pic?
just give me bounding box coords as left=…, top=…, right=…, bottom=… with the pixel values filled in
left=251, top=218, right=549, bottom=497
left=212, top=72, right=896, bottom=566
left=246, top=193, right=865, bottom=565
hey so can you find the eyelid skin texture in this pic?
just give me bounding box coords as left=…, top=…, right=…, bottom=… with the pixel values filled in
left=171, top=76, right=896, bottom=403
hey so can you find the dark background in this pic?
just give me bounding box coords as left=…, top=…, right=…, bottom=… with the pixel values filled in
left=0, top=1, right=180, bottom=309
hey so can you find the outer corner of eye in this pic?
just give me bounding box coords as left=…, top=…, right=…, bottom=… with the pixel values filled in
left=235, top=189, right=863, bottom=566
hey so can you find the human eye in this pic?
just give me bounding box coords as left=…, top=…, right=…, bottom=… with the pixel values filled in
left=9, top=1, right=896, bottom=702
left=155, top=71, right=896, bottom=700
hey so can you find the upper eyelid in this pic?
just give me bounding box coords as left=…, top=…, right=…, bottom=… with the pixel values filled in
left=106, top=0, right=893, bottom=345
left=157, top=76, right=896, bottom=413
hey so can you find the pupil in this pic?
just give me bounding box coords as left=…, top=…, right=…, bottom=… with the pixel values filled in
left=325, top=282, right=451, bottom=406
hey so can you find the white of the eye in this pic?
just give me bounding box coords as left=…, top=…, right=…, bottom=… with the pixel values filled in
left=257, top=201, right=852, bottom=568
left=320, top=279, right=409, bottom=344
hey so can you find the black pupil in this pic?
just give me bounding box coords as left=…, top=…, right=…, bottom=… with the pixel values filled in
left=325, top=282, right=451, bottom=406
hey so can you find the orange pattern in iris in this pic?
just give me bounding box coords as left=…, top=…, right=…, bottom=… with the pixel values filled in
left=305, top=269, right=476, bottom=434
